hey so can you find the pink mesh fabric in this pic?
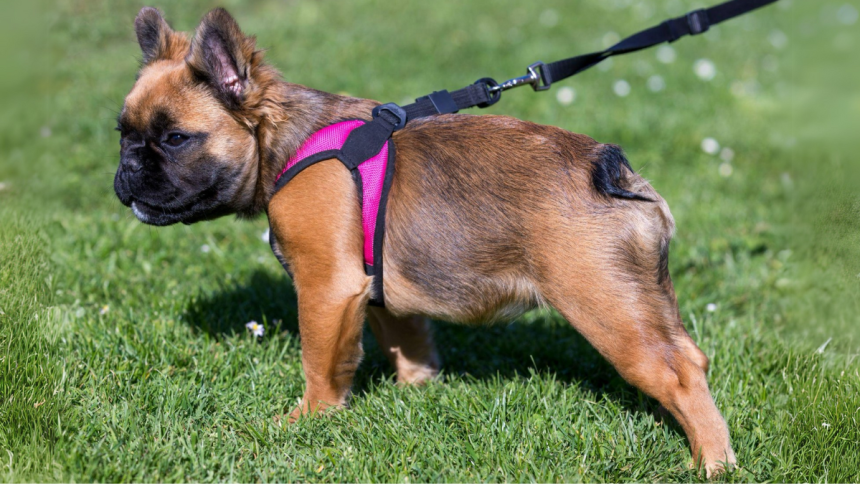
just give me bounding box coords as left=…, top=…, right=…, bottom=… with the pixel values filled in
left=279, top=119, right=365, bottom=174
left=275, top=120, right=388, bottom=266
left=356, top=142, right=388, bottom=265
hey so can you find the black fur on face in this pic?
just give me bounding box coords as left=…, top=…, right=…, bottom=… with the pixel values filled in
left=114, top=108, right=241, bottom=226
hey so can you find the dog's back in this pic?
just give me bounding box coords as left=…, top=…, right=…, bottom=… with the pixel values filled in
left=382, top=114, right=673, bottom=324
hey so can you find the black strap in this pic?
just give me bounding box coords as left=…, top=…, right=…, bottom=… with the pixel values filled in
left=404, top=83, right=493, bottom=119
left=399, top=0, right=778, bottom=122
left=543, top=0, right=779, bottom=86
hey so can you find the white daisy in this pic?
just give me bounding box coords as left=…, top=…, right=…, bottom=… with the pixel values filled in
left=246, top=320, right=265, bottom=337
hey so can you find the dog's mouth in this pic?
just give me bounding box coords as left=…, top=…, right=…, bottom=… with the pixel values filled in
left=128, top=189, right=210, bottom=226
left=130, top=199, right=190, bottom=226
left=126, top=182, right=225, bottom=226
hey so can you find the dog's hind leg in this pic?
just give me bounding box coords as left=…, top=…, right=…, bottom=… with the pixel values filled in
left=533, top=202, right=735, bottom=476
left=367, top=308, right=440, bottom=385
left=540, top=261, right=735, bottom=476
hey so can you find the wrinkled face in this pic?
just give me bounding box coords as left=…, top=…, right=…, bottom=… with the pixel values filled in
left=114, top=7, right=260, bottom=225
left=115, top=64, right=256, bottom=225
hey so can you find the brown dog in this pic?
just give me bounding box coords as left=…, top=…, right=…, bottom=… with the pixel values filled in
left=114, top=7, right=736, bottom=476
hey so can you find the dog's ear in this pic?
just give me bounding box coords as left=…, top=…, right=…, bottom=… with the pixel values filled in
left=134, top=7, right=180, bottom=64
left=186, top=8, right=257, bottom=109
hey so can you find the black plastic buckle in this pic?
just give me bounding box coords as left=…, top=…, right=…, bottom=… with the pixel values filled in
left=474, top=77, right=501, bottom=108
left=415, top=90, right=459, bottom=115
left=371, top=103, right=407, bottom=131
left=686, top=9, right=710, bottom=35
left=528, top=61, right=551, bottom=91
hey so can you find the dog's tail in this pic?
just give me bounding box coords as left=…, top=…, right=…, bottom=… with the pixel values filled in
left=590, top=144, right=655, bottom=202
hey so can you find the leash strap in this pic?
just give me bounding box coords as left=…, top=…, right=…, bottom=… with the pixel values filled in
left=543, top=0, right=779, bottom=87
left=392, top=0, right=779, bottom=122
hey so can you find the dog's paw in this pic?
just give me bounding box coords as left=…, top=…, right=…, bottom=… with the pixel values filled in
left=396, top=361, right=440, bottom=386
left=688, top=453, right=738, bottom=479
left=272, top=404, right=309, bottom=427
left=275, top=399, right=343, bottom=427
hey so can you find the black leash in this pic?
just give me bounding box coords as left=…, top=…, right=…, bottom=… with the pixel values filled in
left=368, top=0, right=780, bottom=131
left=342, top=0, right=780, bottom=180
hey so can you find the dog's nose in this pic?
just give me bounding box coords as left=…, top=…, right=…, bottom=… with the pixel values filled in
left=120, top=154, right=143, bottom=172
left=120, top=141, right=145, bottom=172
left=119, top=147, right=143, bottom=173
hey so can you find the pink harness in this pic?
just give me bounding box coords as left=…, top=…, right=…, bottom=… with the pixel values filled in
left=270, top=119, right=395, bottom=306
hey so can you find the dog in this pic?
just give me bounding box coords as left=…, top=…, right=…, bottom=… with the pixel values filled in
left=113, top=7, right=736, bottom=476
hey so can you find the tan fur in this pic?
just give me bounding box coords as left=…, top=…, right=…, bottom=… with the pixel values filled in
left=268, top=160, right=370, bottom=421
left=117, top=7, right=737, bottom=476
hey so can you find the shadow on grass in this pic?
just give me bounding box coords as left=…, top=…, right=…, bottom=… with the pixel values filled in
left=183, top=268, right=674, bottom=428
left=184, top=269, right=299, bottom=337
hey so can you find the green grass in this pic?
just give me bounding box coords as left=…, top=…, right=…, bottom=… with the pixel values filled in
left=1, top=0, right=859, bottom=481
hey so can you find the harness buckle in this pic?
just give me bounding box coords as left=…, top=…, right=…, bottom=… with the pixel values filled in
left=371, top=103, right=407, bottom=131
left=686, top=9, right=710, bottom=35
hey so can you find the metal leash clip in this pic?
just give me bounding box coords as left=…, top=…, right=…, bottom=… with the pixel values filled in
left=489, top=61, right=551, bottom=93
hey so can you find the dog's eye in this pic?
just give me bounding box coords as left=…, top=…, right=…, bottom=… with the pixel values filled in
left=164, top=133, right=190, bottom=147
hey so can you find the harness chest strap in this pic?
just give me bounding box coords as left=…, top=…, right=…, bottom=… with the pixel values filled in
left=269, top=119, right=396, bottom=307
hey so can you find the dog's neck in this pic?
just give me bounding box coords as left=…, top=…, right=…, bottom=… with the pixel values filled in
left=245, top=79, right=378, bottom=217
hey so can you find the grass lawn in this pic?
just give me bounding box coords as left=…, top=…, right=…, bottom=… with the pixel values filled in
left=1, top=0, right=859, bottom=481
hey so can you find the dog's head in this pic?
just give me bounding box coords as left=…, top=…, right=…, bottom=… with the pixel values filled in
left=114, top=8, right=272, bottom=226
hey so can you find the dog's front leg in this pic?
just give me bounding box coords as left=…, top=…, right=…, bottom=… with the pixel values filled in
left=289, top=274, right=370, bottom=422
left=267, top=160, right=371, bottom=423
